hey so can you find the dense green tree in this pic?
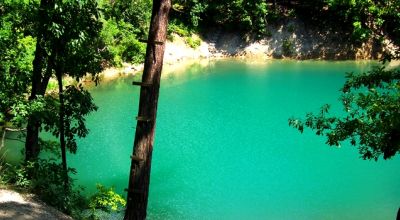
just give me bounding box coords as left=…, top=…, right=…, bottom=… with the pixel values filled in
left=99, top=18, right=146, bottom=65
left=0, top=0, right=36, bottom=128
left=99, top=0, right=152, bottom=36
left=324, top=0, right=400, bottom=42
left=25, top=0, right=56, bottom=162
left=170, top=0, right=273, bottom=36
left=38, top=0, right=104, bottom=186
left=0, top=0, right=105, bottom=214
left=97, top=0, right=150, bottom=66
left=3, top=0, right=107, bottom=189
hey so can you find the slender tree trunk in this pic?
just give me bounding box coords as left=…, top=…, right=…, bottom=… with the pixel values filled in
left=25, top=65, right=52, bottom=161
left=25, top=119, right=40, bottom=161
left=25, top=0, right=54, bottom=161
left=124, top=0, right=171, bottom=219
left=56, top=70, right=69, bottom=188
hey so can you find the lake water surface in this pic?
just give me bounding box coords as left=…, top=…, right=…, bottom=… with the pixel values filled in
left=70, top=60, right=400, bottom=219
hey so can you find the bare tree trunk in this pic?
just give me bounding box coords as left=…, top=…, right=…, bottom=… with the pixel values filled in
left=124, top=0, right=171, bottom=219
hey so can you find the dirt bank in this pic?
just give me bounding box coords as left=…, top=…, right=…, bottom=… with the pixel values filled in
left=0, top=189, right=72, bottom=220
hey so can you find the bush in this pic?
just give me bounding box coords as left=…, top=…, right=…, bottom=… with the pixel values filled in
left=168, top=21, right=191, bottom=37
left=185, top=36, right=201, bottom=49
left=287, top=24, right=295, bottom=33
left=1, top=139, right=87, bottom=218
left=282, top=39, right=295, bottom=57
left=0, top=162, right=33, bottom=188
left=167, top=20, right=202, bottom=48
left=1, top=157, right=128, bottom=219
left=1, top=158, right=86, bottom=216
left=121, top=38, right=146, bottom=64
left=100, top=19, right=146, bottom=66
left=265, top=29, right=273, bottom=38
left=82, top=184, right=126, bottom=220
left=89, top=184, right=126, bottom=212
left=352, top=21, right=371, bottom=42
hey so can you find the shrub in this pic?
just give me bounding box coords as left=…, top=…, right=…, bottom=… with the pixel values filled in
left=100, top=19, right=146, bottom=66
left=287, top=24, right=295, bottom=33
left=168, top=21, right=191, bottom=37
left=352, top=21, right=371, bottom=42
left=89, top=184, right=126, bottom=212
left=282, top=39, right=295, bottom=57
left=85, top=184, right=126, bottom=220
left=185, top=36, right=201, bottom=49
left=0, top=162, right=32, bottom=188
left=265, top=29, right=273, bottom=38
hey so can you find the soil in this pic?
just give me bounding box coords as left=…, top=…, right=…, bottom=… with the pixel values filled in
left=0, top=189, right=73, bottom=220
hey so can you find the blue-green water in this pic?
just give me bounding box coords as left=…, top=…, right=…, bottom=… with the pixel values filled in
left=70, top=60, right=399, bottom=219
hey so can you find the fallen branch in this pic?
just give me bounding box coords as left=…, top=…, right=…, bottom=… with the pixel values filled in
left=4, top=127, right=26, bottom=132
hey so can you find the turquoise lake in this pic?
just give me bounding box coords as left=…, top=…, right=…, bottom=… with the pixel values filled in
left=69, top=60, right=399, bottom=219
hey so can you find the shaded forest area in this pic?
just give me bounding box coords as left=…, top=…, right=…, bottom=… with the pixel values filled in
left=0, top=0, right=399, bottom=219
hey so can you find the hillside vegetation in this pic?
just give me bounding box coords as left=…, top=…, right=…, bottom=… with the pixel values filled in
left=111, top=0, right=400, bottom=61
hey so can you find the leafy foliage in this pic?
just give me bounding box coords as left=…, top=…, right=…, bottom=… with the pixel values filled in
left=1, top=161, right=34, bottom=188
left=171, top=0, right=279, bottom=37
left=18, top=0, right=105, bottom=157
left=100, top=19, right=146, bottom=65
left=29, top=159, right=85, bottom=214
left=0, top=0, right=36, bottom=123
left=45, top=0, right=106, bottom=80
left=96, top=0, right=153, bottom=66
left=1, top=158, right=86, bottom=216
left=89, top=184, right=126, bottom=212
left=282, top=38, right=295, bottom=57
left=185, top=36, right=201, bottom=49
left=167, top=20, right=201, bottom=48
left=289, top=64, right=400, bottom=160
left=98, top=0, right=151, bottom=37
left=63, top=85, right=98, bottom=153
left=168, top=20, right=192, bottom=37
left=320, top=0, right=400, bottom=43
left=33, top=86, right=98, bottom=154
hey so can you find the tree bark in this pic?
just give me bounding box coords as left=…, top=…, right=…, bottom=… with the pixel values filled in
left=397, top=207, right=400, bottom=220
left=124, top=0, right=171, bottom=219
left=25, top=0, right=54, bottom=161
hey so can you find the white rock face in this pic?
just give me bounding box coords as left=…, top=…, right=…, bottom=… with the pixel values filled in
left=163, top=18, right=393, bottom=62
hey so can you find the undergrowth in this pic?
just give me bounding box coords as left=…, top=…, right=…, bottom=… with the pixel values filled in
left=0, top=140, right=126, bottom=219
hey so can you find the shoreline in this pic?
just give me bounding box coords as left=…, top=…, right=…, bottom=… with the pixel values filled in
left=0, top=188, right=72, bottom=220
left=95, top=56, right=394, bottom=83
left=95, top=24, right=399, bottom=82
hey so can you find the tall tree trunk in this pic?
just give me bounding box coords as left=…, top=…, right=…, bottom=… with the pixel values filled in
left=124, top=0, right=171, bottom=219
left=25, top=0, right=54, bottom=161
left=56, top=70, right=69, bottom=188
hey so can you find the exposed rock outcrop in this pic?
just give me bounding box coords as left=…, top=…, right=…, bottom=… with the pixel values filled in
left=163, top=18, right=398, bottom=64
